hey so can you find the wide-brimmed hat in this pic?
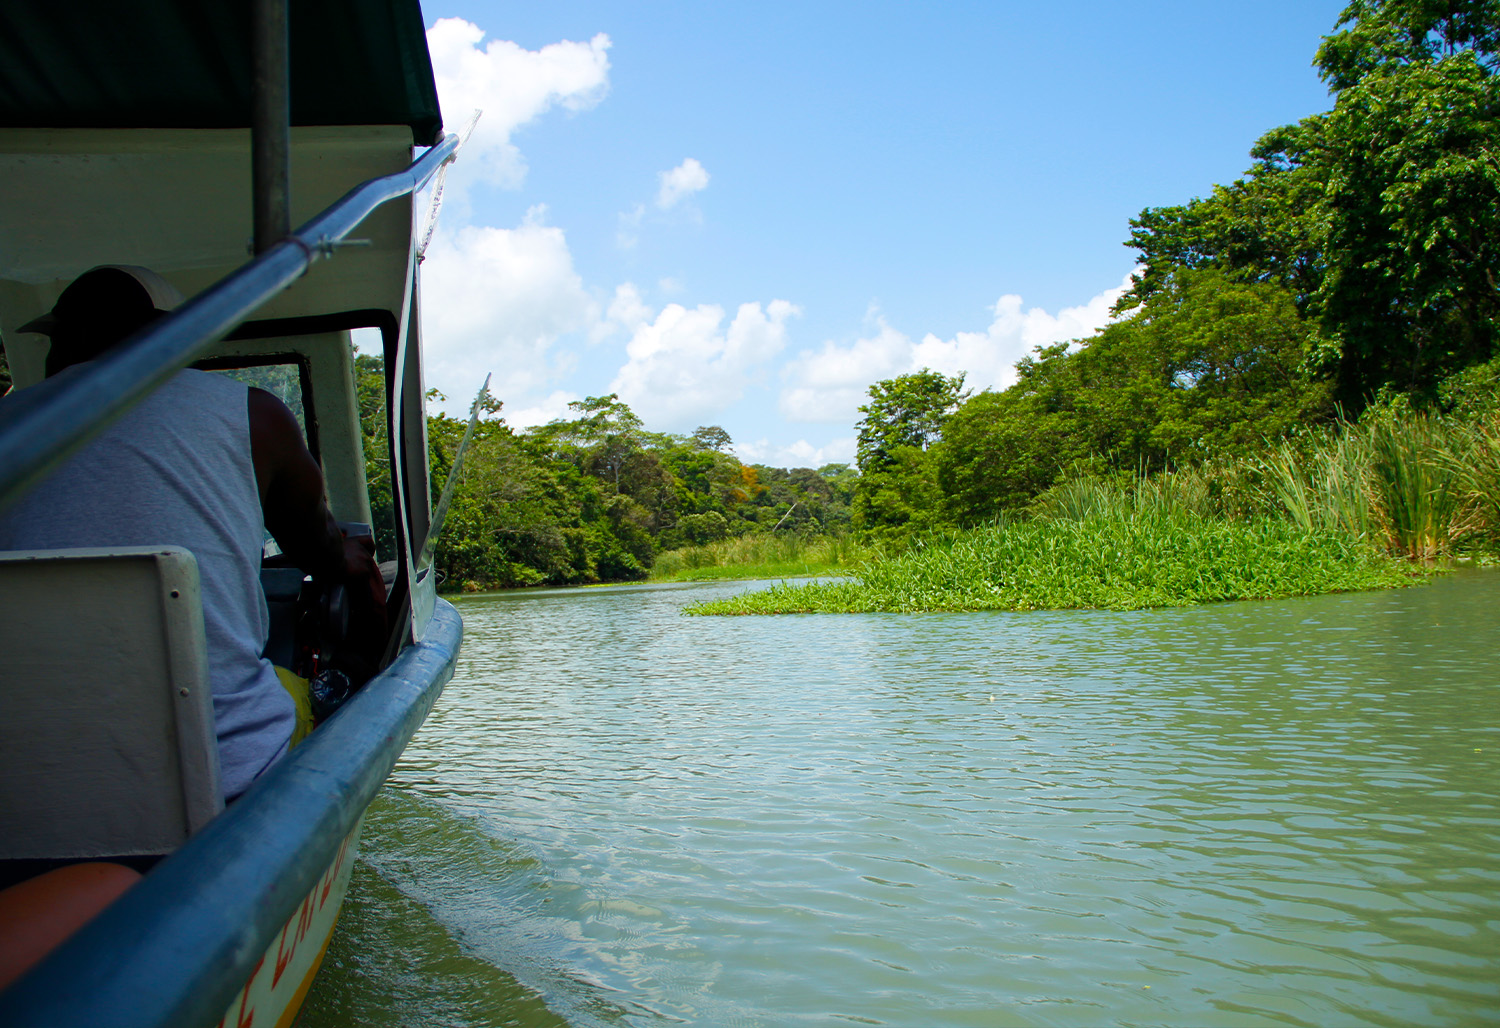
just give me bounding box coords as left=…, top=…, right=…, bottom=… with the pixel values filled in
left=19, top=265, right=185, bottom=337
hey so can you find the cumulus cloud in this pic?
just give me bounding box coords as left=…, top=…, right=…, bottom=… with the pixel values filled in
left=778, top=314, right=915, bottom=424
left=420, top=206, right=598, bottom=413
left=910, top=272, right=1133, bottom=391
left=502, top=390, right=582, bottom=430
left=779, top=273, right=1134, bottom=424
left=426, top=19, right=610, bottom=193
left=655, top=158, right=710, bottom=209
left=608, top=294, right=800, bottom=429
left=734, top=436, right=857, bottom=469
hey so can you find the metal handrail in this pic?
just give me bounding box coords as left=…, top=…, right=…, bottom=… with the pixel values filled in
left=0, top=131, right=462, bottom=510
left=0, top=599, right=462, bottom=1028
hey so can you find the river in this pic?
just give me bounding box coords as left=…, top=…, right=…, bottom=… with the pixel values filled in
left=298, top=570, right=1500, bottom=1027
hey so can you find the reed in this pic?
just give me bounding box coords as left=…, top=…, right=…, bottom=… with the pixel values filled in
left=1449, top=416, right=1500, bottom=540
left=652, top=532, right=870, bottom=582
left=1259, top=427, right=1376, bottom=541
left=1367, top=416, right=1471, bottom=560
left=1256, top=415, right=1490, bottom=559
left=1032, top=468, right=1219, bottom=522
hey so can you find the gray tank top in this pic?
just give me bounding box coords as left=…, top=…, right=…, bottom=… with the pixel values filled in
left=0, top=368, right=293, bottom=799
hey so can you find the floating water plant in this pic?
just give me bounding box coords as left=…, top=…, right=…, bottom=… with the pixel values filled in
left=686, top=513, right=1428, bottom=615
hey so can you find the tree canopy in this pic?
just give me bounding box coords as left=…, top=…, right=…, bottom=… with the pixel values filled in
left=1123, top=0, right=1500, bottom=411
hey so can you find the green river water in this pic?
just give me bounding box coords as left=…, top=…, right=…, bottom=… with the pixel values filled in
left=298, top=570, right=1500, bottom=1027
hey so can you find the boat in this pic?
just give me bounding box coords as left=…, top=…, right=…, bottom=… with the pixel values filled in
left=0, top=1, right=465, bottom=1024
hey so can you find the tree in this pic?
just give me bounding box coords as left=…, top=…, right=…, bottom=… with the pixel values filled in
left=932, top=270, right=1334, bottom=523
left=1121, top=116, right=1328, bottom=314
left=1314, top=0, right=1500, bottom=89
left=690, top=425, right=734, bottom=453
left=1312, top=49, right=1500, bottom=403
left=854, top=369, right=968, bottom=473
left=1121, top=0, right=1500, bottom=411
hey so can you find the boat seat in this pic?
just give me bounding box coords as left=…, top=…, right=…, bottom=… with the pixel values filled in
left=0, top=546, right=222, bottom=862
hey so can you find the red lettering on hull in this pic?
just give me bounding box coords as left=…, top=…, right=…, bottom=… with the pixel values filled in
left=235, top=955, right=266, bottom=1028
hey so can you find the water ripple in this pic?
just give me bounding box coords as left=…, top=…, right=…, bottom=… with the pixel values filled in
left=304, top=573, right=1500, bottom=1028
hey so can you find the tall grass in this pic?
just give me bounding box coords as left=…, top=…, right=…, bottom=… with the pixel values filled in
left=1258, top=415, right=1488, bottom=560
left=1260, top=428, right=1376, bottom=541
left=1368, top=417, right=1472, bottom=559
left=1031, top=469, right=1217, bottom=522
left=652, top=532, right=870, bottom=581
left=1451, top=416, right=1500, bottom=539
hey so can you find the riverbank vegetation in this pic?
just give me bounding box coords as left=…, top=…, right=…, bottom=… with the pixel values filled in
left=650, top=533, right=870, bottom=582
left=693, top=2, right=1500, bottom=613
left=359, top=370, right=862, bottom=592
left=686, top=514, right=1427, bottom=615
left=331, top=2, right=1499, bottom=604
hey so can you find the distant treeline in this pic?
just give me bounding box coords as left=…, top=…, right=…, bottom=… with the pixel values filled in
left=352, top=354, right=858, bottom=590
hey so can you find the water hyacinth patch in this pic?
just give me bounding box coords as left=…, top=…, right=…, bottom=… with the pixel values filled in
left=685, top=514, right=1429, bottom=615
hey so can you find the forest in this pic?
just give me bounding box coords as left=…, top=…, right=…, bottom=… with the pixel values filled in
left=411, top=1, right=1500, bottom=594
left=363, top=359, right=860, bottom=590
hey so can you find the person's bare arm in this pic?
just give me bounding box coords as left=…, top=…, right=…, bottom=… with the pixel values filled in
left=248, top=388, right=386, bottom=614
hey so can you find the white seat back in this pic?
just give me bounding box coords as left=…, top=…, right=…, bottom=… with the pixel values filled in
left=0, top=546, right=222, bottom=859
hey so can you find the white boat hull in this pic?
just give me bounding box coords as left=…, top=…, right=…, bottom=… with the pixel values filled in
left=216, top=822, right=362, bottom=1028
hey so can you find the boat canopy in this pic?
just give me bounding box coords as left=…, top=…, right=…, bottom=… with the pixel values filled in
left=0, top=0, right=442, bottom=145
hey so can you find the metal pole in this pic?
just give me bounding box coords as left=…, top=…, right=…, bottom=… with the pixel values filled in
left=0, top=134, right=461, bottom=510
left=251, top=0, right=290, bottom=254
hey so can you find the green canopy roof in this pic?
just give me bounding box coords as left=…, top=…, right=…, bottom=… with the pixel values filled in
left=0, top=0, right=443, bottom=145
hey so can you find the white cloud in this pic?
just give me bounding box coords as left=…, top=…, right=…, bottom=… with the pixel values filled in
left=420, top=206, right=598, bottom=413
left=608, top=297, right=800, bottom=429
left=426, top=19, right=610, bottom=193
left=502, top=390, right=581, bottom=430
left=734, top=436, right=857, bottom=469
left=910, top=272, right=1134, bottom=391
left=778, top=314, right=914, bottom=424
left=655, top=158, right=710, bottom=209
left=604, top=282, right=652, bottom=332
left=778, top=273, right=1133, bottom=424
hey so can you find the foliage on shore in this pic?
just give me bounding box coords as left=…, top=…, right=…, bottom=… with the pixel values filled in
left=685, top=510, right=1429, bottom=616
left=649, top=533, right=869, bottom=582
left=353, top=355, right=860, bottom=592
left=836, top=2, right=1500, bottom=580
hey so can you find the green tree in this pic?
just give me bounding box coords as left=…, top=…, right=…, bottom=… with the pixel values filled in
left=933, top=270, right=1333, bottom=522
left=854, top=369, right=969, bottom=472
left=851, top=370, right=969, bottom=537
left=690, top=425, right=734, bottom=452
left=1312, top=48, right=1500, bottom=403
left=1122, top=0, right=1500, bottom=411
left=1314, top=0, right=1500, bottom=89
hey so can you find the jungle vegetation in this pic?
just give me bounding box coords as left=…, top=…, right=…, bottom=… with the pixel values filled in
left=839, top=0, right=1500, bottom=560
left=355, top=354, right=860, bottom=591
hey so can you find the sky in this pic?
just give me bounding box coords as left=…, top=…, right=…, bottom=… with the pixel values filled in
left=410, top=1, right=1349, bottom=468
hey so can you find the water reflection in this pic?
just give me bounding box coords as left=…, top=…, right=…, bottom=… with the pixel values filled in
left=300, top=573, right=1500, bottom=1028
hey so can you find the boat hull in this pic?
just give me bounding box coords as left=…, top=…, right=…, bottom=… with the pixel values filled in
left=217, top=821, right=362, bottom=1028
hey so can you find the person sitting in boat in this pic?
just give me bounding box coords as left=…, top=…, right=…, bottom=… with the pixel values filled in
left=0, top=264, right=386, bottom=801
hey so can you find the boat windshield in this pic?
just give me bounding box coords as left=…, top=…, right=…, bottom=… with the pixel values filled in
left=201, top=358, right=310, bottom=450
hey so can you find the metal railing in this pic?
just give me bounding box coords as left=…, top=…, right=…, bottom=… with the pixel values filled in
left=0, top=131, right=461, bottom=511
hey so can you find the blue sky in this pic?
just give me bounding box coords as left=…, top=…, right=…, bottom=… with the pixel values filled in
left=414, top=1, right=1347, bottom=467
